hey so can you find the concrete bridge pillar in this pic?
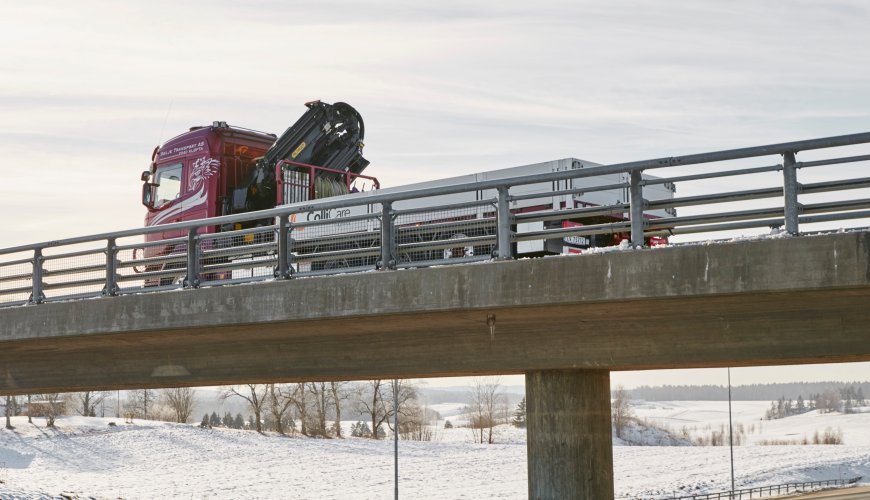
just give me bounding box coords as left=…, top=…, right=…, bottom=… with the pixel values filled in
left=526, top=369, right=614, bottom=500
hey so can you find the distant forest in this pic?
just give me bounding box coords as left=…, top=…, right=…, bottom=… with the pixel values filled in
left=628, top=381, right=870, bottom=401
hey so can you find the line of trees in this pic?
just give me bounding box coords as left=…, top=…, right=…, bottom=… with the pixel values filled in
left=765, top=385, right=866, bottom=419
left=2, top=377, right=523, bottom=441
left=631, top=381, right=870, bottom=402
left=2, top=388, right=198, bottom=429
left=201, top=411, right=247, bottom=429
left=208, top=377, right=516, bottom=445
left=216, top=380, right=435, bottom=440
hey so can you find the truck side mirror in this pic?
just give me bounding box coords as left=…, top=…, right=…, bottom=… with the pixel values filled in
left=142, top=182, right=154, bottom=208
left=141, top=170, right=152, bottom=182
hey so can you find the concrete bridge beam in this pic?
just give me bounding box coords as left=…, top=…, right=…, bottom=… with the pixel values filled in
left=526, top=369, right=614, bottom=500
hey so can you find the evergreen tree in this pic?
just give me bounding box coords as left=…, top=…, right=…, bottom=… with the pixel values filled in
left=223, top=411, right=234, bottom=427
left=444, top=420, right=453, bottom=429
left=210, top=411, right=221, bottom=427
left=234, top=413, right=244, bottom=430
left=200, top=414, right=210, bottom=428
left=796, top=395, right=805, bottom=412
left=511, top=397, right=527, bottom=428
left=350, top=421, right=368, bottom=437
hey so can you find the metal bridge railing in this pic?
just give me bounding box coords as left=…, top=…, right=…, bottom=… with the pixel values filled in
left=619, top=476, right=862, bottom=500
left=2, top=131, right=870, bottom=308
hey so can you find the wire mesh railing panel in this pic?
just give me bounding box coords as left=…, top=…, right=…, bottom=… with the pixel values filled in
left=0, top=252, right=33, bottom=305
left=394, top=204, right=497, bottom=267
left=200, top=226, right=278, bottom=284
left=114, top=232, right=153, bottom=292
left=119, top=236, right=188, bottom=290
left=41, top=246, right=107, bottom=301
left=290, top=213, right=380, bottom=275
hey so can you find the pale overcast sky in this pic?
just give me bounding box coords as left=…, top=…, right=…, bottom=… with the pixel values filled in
left=1, top=1, right=868, bottom=388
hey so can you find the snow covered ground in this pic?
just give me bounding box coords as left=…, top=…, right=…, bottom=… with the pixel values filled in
left=633, top=401, right=870, bottom=446
left=0, top=403, right=867, bottom=499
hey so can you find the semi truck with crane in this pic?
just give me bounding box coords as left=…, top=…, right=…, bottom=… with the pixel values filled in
left=139, top=100, right=674, bottom=283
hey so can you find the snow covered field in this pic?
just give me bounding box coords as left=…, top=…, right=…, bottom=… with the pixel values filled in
left=0, top=403, right=867, bottom=499
left=634, top=401, right=870, bottom=446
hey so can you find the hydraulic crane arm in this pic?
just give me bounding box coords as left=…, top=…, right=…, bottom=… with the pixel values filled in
left=265, top=100, right=368, bottom=174
left=230, top=100, right=369, bottom=214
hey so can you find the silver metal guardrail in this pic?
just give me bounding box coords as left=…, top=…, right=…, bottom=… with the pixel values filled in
left=617, top=475, right=862, bottom=499
left=2, top=131, right=870, bottom=307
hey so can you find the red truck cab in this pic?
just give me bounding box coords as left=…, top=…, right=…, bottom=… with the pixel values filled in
left=140, top=123, right=277, bottom=285
left=140, top=119, right=379, bottom=285
left=141, top=123, right=276, bottom=240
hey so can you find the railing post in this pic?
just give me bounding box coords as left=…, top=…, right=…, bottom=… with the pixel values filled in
left=379, top=202, right=395, bottom=270
left=30, top=247, right=44, bottom=305
left=104, top=237, right=118, bottom=296
left=185, top=228, right=200, bottom=288
left=496, top=186, right=513, bottom=259
left=629, top=169, right=645, bottom=247
left=276, top=214, right=290, bottom=279
left=782, top=151, right=800, bottom=235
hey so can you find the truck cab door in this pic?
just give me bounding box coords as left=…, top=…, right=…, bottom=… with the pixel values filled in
left=147, top=162, right=185, bottom=234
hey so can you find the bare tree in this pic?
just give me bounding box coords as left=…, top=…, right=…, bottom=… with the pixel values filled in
left=222, top=385, right=268, bottom=433
left=27, top=394, right=32, bottom=423
left=330, top=381, right=351, bottom=438
left=611, top=385, right=633, bottom=439
left=5, top=395, right=12, bottom=429
left=74, top=391, right=107, bottom=417
left=307, top=382, right=331, bottom=436
left=288, top=383, right=310, bottom=436
left=387, top=381, right=432, bottom=441
left=817, top=389, right=842, bottom=414
left=266, top=384, right=294, bottom=435
left=126, top=389, right=157, bottom=419
left=356, top=379, right=391, bottom=439
left=386, top=380, right=419, bottom=436
left=162, top=387, right=196, bottom=423
left=354, top=379, right=418, bottom=440
left=42, top=393, right=63, bottom=428
left=466, top=377, right=505, bottom=444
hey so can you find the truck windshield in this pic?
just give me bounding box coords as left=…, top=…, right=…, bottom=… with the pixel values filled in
left=155, top=163, right=183, bottom=206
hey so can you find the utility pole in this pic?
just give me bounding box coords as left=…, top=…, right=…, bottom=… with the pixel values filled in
left=728, top=368, right=735, bottom=498
left=393, top=379, right=399, bottom=500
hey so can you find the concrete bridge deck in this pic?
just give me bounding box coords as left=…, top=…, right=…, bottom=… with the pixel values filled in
left=1, top=231, right=869, bottom=393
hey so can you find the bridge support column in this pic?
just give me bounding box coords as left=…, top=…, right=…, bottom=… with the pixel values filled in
left=526, top=369, right=613, bottom=500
